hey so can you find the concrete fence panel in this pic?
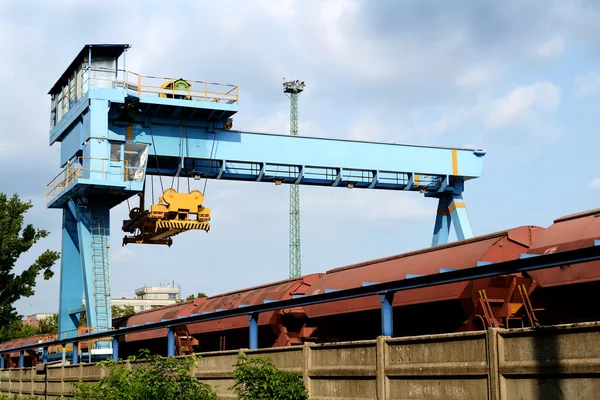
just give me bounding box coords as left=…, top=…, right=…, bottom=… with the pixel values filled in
left=497, top=322, right=600, bottom=400
left=3, top=322, right=600, bottom=399
left=194, top=350, right=243, bottom=399
left=384, top=331, right=489, bottom=400
left=308, top=340, right=378, bottom=400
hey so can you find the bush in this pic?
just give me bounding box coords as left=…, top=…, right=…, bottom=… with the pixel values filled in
left=230, top=354, right=308, bottom=400
left=71, top=350, right=217, bottom=400
left=0, top=396, right=38, bottom=400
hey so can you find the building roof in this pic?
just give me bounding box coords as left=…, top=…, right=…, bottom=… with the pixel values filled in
left=48, top=44, right=130, bottom=94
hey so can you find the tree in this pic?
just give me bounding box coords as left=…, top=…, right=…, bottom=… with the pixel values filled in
left=0, top=193, right=60, bottom=342
left=185, top=292, right=207, bottom=301
left=112, top=305, right=135, bottom=319
left=0, top=320, right=38, bottom=342
left=37, top=314, right=59, bottom=334
left=78, top=305, right=136, bottom=327
left=230, top=354, right=308, bottom=400
left=71, top=350, right=217, bottom=400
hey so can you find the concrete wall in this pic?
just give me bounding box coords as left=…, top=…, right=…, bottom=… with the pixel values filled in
left=2, top=322, right=600, bottom=399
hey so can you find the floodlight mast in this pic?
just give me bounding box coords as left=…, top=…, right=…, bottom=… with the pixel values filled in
left=283, top=79, right=305, bottom=279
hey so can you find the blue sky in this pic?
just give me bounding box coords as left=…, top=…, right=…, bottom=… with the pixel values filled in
left=1, top=0, right=599, bottom=316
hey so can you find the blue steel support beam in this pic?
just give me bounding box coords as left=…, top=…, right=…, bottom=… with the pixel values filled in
left=140, top=127, right=484, bottom=181
left=248, top=313, right=258, bottom=350
left=72, top=342, right=79, bottom=365
left=58, top=201, right=83, bottom=338
left=379, top=292, right=394, bottom=337
left=432, top=195, right=452, bottom=246
left=19, top=351, right=24, bottom=368
left=112, top=338, right=119, bottom=360
left=167, top=327, right=175, bottom=357
left=6, top=244, right=599, bottom=359
left=431, top=192, right=474, bottom=246
left=448, top=193, right=473, bottom=241
left=43, top=348, right=48, bottom=364
left=1, top=355, right=4, bottom=369
left=77, top=202, right=112, bottom=337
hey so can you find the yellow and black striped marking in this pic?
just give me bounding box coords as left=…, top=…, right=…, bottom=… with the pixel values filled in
left=156, top=220, right=210, bottom=231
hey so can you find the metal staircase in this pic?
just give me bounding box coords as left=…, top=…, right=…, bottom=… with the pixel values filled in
left=90, top=215, right=111, bottom=332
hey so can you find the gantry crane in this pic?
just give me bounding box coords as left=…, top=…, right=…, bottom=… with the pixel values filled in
left=46, top=44, right=485, bottom=351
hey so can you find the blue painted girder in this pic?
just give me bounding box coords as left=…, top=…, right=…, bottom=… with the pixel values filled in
left=139, top=127, right=485, bottom=192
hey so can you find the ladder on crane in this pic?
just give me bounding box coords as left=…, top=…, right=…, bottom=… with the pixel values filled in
left=91, top=214, right=111, bottom=332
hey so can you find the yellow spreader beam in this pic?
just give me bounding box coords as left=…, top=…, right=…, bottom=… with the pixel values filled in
left=122, top=188, right=210, bottom=246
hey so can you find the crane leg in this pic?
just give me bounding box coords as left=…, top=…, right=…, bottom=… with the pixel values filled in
left=449, top=193, right=473, bottom=241
left=431, top=193, right=473, bottom=246
left=78, top=201, right=112, bottom=338
left=58, top=200, right=83, bottom=339
left=432, top=195, right=452, bottom=246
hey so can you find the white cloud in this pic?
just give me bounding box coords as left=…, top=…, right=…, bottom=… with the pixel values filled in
left=111, top=247, right=136, bottom=263
left=575, top=72, right=600, bottom=97
left=4, top=0, right=600, bottom=316
left=590, top=178, right=600, bottom=190
left=535, top=36, right=565, bottom=59
left=486, top=82, right=561, bottom=131
left=347, top=121, right=383, bottom=142
left=302, top=189, right=431, bottom=221
left=455, top=67, right=496, bottom=88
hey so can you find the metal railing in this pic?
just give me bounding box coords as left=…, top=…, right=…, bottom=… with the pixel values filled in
left=46, top=157, right=84, bottom=202
left=1, top=242, right=600, bottom=368
left=85, top=66, right=239, bottom=104
left=46, top=156, right=130, bottom=203
left=50, top=65, right=239, bottom=129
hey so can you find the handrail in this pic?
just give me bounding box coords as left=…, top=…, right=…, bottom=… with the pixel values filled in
left=85, top=66, right=239, bottom=104
left=46, top=156, right=134, bottom=203
left=2, top=243, right=600, bottom=360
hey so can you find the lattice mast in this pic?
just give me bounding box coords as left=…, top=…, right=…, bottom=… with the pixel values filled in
left=283, top=79, right=305, bottom=278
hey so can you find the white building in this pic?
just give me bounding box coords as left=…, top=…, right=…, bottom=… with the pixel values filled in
left=112, top=284, right=181, bottom=313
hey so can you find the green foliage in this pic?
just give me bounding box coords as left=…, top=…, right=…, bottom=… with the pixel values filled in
left=112, top=305, right=135, bottom=318
left=0, top=193, right=60, bottom=341
left=0, top=395, right=38, bottom=400
left=79, top=305, right=136, bottom=327
left=0, top=319, right=38, bottom=342
left=185, top=292, right=207, bottom=301
left=71, top=350, right=217, bottom=400
left=230, top=354, right=308, bottom=400
left=37, top=313, right=59, bottom=334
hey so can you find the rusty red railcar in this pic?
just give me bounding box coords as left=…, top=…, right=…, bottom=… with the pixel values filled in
left=300, top=226, right=543, bottom=342
left=526, top=209, right=600, bottom=325
left=119, top=274, right=321, bottom=356
left=0, top=334, right=58, bottom=367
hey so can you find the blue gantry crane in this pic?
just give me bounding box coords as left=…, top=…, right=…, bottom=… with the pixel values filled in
left=46, top=44, right=485, bottom=351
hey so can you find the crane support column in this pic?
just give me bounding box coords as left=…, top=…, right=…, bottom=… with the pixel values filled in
left=431, top=191, right=473, bottom=247
left=58, top=201, right=84, bottom=338
left=57, top=199, right=112, bottom=341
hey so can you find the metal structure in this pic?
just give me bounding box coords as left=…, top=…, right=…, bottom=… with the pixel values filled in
left=2, top=243, right=600, bottom=367
left=45, top=44, right=485, bottom=349
left=283, top=79, right=305, bottom=278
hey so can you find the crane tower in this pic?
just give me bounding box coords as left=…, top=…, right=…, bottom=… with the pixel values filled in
left=283, top=79, right=305, bottom=279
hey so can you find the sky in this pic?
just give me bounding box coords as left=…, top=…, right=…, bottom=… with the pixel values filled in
left=1, top=0, right=599, bottom=316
